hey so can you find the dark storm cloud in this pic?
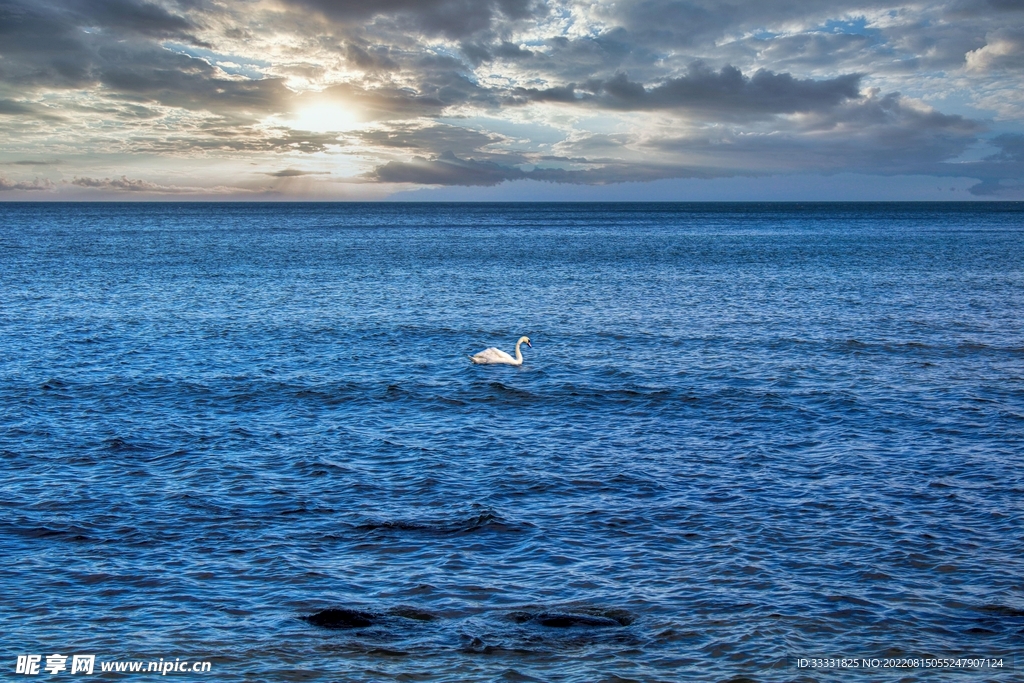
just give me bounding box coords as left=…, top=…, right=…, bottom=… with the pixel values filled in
left=594, top=0, right=877, bottom=52
left=368, top=150, right=747, bottom=186
left=493, top=41, right=534, bottom=60
left=611, top=65, right=862, bottom=113
left=357, top=125, right=493, bottom=151
left=459, top=39, right=535, bottom=66
left=965, top=134, right=1024, bottom=195
left=0, top=99, right=65, bottom=120
left=645, top=92, right=982, bottom=173
left=96, top=45, right=292, bottom=114
left=525, top=161, right=724, bottom=184
left=0, top=99, right=40, bottom=116
left=600, top=0, right=737, bottom=49
left=985, top=133, right=1024, bottom=162
left=0, top=0, right=285, bottom=119
left=949, top=0, right=1024, bottom=16
left=597, top=0, right=1022, bottom=74
left=371, top=151, right=527, bottom=185
left=278, top=0, right=540, bottom=39
left=968, top=180, right=1023, bottom=196
left=0, top=0, right=199, bottom=45
left=371, top=91, right=988, bottom=187
left=544, top=28, right=645, bottom=67
left=354, top=123, right=523, bottom=163
left=0, top=0, right=204, bottom=88
left=343, top=42, right=400, bottom=72
left=602, top=1, right=896, bottom=47
left=67, top=0, right=198, bottom=38
left=500, top=28, right=662, bottom=83
left=514, top=63, right=862, bottom=118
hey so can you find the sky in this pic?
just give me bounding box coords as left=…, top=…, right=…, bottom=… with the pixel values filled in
left=1, top=0, right=1023, bottom=200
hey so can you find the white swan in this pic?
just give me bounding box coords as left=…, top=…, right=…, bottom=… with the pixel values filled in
left=469, top=336, right=532, bottom=365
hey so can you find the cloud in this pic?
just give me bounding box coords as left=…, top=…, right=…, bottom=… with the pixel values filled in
left=72, top=175, right=178, bottom=191
left=965, top=28, right=1024, bottom=72
left=950, top=0, right=1024, bottom=17
left=985, top=133, right=1024, bottom=162
left=965, top=133, right=1024, bottom=195
left=721, top=30, right=876, bottom=73
left=0, top=99, right=41, bottom=115
left=353, top=123, right=519, bottom=164
left=316, top=82, right=449, bottom=121
left=503, top=27, right=660, bottom=82
left=0, top=0, right=1021, bottom=198
left=0, top=0, right=285, bottom=122
left=371, top=150, right=527, bottom=185
left=369, top=150, right=755, bottom=187
left=95, top=46, right=292, bottom=116
left=277, top=0, right=541, bottom=38
left=262, top=168, right=331, bottom=177
left=72, top=0, right=198, bottom=38
left=0, top=0, right=205, bottom=90
left=0, top=98, right=64, bottom=120
left=343, top=42, right=399, bottom=72
left=70, top=175, right=251, bottom=193
left=114, top=127, right=346, bottom=155
left=370, top=91, right=986, bottom=187
left=591, top=1, right=1021, bottom=77
left=968, top=177, right=1024, bottom=196
left=514, top=62, right=863, bottom=118
left=639, top=92, right=982, bottom=175
left=0, top=175, right=54, bottom=191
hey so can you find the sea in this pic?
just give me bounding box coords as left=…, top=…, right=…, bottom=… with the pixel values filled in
left=1, top=202, right=1022, bottom=682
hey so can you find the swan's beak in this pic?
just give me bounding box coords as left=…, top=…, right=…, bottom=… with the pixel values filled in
left=527, top=341, right=532, bottom=347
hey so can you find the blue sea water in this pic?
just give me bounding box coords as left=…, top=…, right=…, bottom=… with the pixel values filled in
left=1, top=202, right=1023, bottom=682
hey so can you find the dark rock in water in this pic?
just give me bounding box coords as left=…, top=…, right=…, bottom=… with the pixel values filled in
left=303, top=608, right=374, bottom=629
left=979, top=604, right=1024, bottom=618
left=387, top=605, right=437, bottom=621
left=535, top=612, right=622, bottom=628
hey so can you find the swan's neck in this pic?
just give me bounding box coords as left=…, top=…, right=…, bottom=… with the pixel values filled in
left=514, top=340, right=523, bottom=363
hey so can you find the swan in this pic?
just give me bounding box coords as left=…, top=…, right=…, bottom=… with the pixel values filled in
left=469, top=336, right=532, bottom=365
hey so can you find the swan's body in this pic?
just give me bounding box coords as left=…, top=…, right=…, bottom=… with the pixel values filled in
left=470, top=336, right=532, bottom=365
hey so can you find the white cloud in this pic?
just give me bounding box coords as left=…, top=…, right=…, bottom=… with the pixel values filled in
left=965, top=28, right=1024, bottom=72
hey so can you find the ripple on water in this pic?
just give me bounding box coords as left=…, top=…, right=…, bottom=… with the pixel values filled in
left=1, top=202, right=1023, bottom=682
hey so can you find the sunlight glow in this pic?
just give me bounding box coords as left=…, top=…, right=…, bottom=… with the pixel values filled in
left=290, top=103, right=359, bottom=132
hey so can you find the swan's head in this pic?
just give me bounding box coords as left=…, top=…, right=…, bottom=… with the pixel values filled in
left=519, top=336, right=532, bottom=348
